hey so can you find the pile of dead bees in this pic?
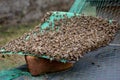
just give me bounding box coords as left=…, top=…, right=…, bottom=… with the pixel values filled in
left=2, top=13, right=120, bottom=61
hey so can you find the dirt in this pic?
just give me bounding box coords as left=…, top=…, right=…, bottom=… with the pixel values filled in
left=0, top=54, right=25, bottom=70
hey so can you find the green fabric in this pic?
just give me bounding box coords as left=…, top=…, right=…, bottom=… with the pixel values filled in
left=0, top=69, right=31, bottom=80
left=69, top=0, right=86, bottom=13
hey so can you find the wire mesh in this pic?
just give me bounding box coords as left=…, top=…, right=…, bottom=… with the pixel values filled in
left=88, top=0, right=120, bottom=23
left=0, top=0, right=120, bottom=79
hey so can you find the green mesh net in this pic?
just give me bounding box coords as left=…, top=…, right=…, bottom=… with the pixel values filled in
left=0, top=0, right=119, bottom=79
left=69, top=0, right=86, bottom=13
left=0, top=69, right=30, bottom=80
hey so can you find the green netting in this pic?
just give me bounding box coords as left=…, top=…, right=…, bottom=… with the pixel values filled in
left=69, top=0, right=86, bottom=13
left=0, top=69, right=31, bottom=80
left=0, top=0, right=119, bottom=79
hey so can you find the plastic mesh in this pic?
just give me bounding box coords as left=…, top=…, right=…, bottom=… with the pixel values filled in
left=0, top=69, right=31, bottom=80
left=0, top=0, right=120, bottom=79
left=69, top=0, right=87, bottom=13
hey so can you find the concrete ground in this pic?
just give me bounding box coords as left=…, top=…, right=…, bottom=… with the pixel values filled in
left=12, top=30, right=120, bottom=80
